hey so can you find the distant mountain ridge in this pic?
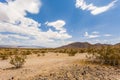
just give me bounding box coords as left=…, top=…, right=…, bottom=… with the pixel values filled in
left=115, top=43, right=120, bottom=46
left=0, top=42, right=120, bottom=48
left=0, top=45, right=44, bottom=48
left=59, top=42, right=119, bottom=48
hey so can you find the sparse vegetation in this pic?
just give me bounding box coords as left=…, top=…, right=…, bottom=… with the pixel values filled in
left=41, top=53, right=45, bottom=56
left=10, top=54, right=26, bottom=68
left=0, top=53, right=8, bottom=60
left=67, top=49, right=78, bottom=56
left=0, top=50, right=11, bottom=60
left=37, top=54, right=41, bottom=57
left=87, top=46, right=120, bottom=66
left=0, top=46, right=119, bottom=68
left=0, top=46, right=120, bottom=80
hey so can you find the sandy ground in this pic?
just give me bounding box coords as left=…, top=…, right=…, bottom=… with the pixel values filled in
left=0, top=53, right=86, bottom=80
left=0, top=53, right=120, bottom=80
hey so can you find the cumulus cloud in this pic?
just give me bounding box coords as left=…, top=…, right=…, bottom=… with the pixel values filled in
left=0, top=0, right=72, bottom=47
left=45, top=20, right=72, bottom=39
left=45, top=20, right=66, bottom=33
left=75, top=0, right=117, bottom=15
left=0, top=0, right=41, bottom=23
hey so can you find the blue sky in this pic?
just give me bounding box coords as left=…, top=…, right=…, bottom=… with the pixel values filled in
left=0, top=0, right=120, bottom=47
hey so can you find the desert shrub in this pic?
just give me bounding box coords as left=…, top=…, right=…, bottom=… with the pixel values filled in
left=98, top=46, right=120, bottom=66
left=24, top=50, right=32, bottom=55
left=79, top=49, right=85, bottom=53
left=10, top=55, right=26, bottom=68
left=41, top=53, right=45, bottom=56
left=41, top=50, right=47, bottom=53
left=0, top=50, right=10, bottom=60
left=56, top=49, right=65, bottom=53
left=68, top=49, right=77, bottom=56
left=33, top=50, right=39, bottom=54
left=37, top=54, right=41, bottom=57
left=87, top=46, right=120, bottom=66
left=0, top=53, right=8, bottom=60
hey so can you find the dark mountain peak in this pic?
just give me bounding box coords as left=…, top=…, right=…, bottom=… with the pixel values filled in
left=59, top=42, right=92, bottom=48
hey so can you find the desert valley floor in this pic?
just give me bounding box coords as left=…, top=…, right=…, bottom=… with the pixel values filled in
left=0, top=53, right=120, bottom=80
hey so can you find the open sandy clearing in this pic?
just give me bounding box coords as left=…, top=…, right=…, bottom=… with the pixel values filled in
left=0, top=53, right=120, bottom=80
left=0, top=53, right=86, bottom=80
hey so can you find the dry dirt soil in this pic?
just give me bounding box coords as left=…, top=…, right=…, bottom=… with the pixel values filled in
left=0, top=53, right=120, bottom=80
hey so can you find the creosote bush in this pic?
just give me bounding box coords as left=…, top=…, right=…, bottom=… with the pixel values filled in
left=37, top=54, right=41, bottom=57
left=41, top=50, right=47, bottom=53
left=0, top=50, right=10, bottom=60
left=10, top=55, right=26, bottom=68
left=0, top=53, right=8, bottom=60
left=87, top=46, right=120, bottom=66
left=68, top=49, right=78, bottom=56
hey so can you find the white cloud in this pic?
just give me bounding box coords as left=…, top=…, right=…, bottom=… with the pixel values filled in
left=45, top=20, right=72, bottom=39
left=84, top=31, right=112, bottom=39
left=104, top=34, right=112, bottom=37
left=75, top=0, right=117, bottom=15
left=45, top=20, right=66, bottom=33
left=92, top=31, right=99, bottom=34
left=7, top=34, right=29, bottom=40
left=84, top=32, right=100, bottom=38
left=0, top=0, right=41, bottom=23
left=0, top=0, right=72, bottom=47
left=80, top=37, right=120, bottom=45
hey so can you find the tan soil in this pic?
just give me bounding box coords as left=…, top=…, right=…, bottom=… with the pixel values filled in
left=0, top=53, right=120, bottom=80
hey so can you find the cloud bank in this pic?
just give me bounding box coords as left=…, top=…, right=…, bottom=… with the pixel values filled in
left=0, top=0, right=72, bottom=47
left=75, top=0, right=117, bottom=15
